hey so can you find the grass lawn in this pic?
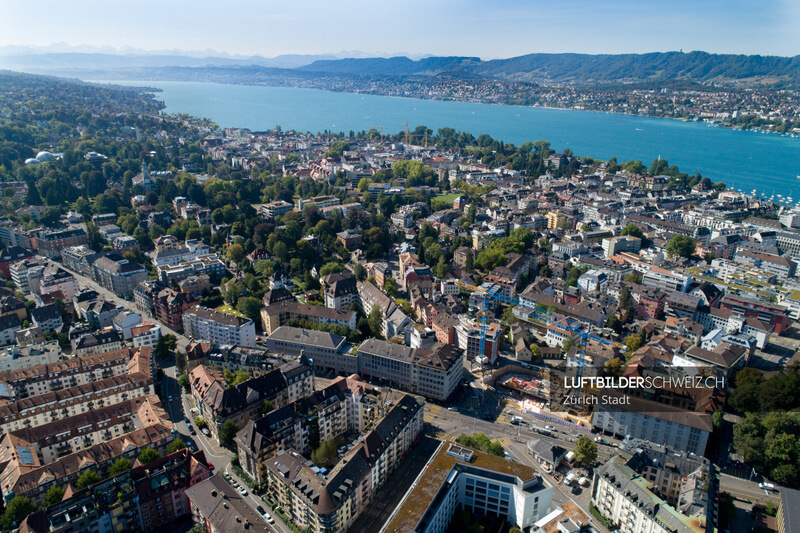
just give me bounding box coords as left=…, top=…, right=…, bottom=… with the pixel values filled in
left=216, top=304, right=245, bottom=318
left=434, top=192, right=460, bottom=204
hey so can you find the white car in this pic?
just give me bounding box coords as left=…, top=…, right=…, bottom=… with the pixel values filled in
left=263, top=512, right=275, bottom=524
left=238, top=486, right=248, bottom=496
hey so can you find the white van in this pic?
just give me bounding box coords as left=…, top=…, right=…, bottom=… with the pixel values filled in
left=759, top=482, right=776, bottom=491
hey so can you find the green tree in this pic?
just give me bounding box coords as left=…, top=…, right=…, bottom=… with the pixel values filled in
left=718, top=492, right=736, bottom=528
left=219, top=421, right=239, bottom=449
left=178, top=373, right=190, bottom=391
left=236, top=296, right=262, bottom=323
left=624, top=272, right=642, bottom=284
left=167, top=439, right=186, bottom=454
left=44, top=486, right=66, bottom=506
left=358, top=177, right=371, bottom=192
left=384, top=277, right=398, bottom=298
left=624, top=333, right=643, bottom=353
left=109, top=457, right=133, bottom=476
left=195, top=417, right=207, bottom=429
left=368, top=307, right=383, bottom=339
left=155, top=334, right=177, bottom=359
left=76, top=470, right=101, bottom=489
left=1, top=496, right=36, bottom=530
left=226, top=243, right=245, bottom=263
left=605, top=358, right=624, bottom=377
left=435, top=255, right=448, bottom=279
left=260, top=399, right=275, bottom=415
left=138, top=448, right=160, bottom=464
left=712, top=410, right=725, bottom=431
left=666, top=234, right=696, bottom=258
left=573, top=436, right=598, bottom=466
left=319, top=262, right=344, bottom=277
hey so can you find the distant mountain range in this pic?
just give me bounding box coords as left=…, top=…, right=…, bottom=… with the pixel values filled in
left=299, top=51, right=800, bottom=85
left=2, top=49, right=799, bottom=86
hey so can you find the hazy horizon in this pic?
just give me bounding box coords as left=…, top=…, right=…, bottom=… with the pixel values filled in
left=2, top=0, right=799, bottom=60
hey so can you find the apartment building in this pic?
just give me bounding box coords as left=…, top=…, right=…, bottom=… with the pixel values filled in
left=134, top=279, right=165, bottom=314
left=33, top=227, right=89, bottom=258
left=157, top=253, right=226, bottom=284
left=236, top=380, right=359, bottom=483
left=642, top=266, right=692, bottom=293
left=719, top=294, right=791, bottom=334
left=155, top=288, right=195, bottom=332
left=0, top=395, right=160, bottom=466
left=10, top=258, right=46, bottom=294
left=456, top=317, right=501, bottom=363
left=93, top=256, right=149, bottom=299
left=73, top=327, right=125, bottom=357
left=30, top=303, right=63, bottom=333
left=20, top=448, right=211, bottom=533
left=186, top=475, right=271, bottom=533
left=184, top=305, right=256, bottom=348
left=261, top=301, right=357, bottom=335
left=38, top=264, right=78, bottom=300
left=591, top=390, right=712, bottom=456
left=264, top=393, right=423, bottom=533
left=734, top=250, right=797, bottom=280
left=1, top=403, right=175, bottom=506
left=0, top=348, right=154, bottom=434
left=189, top=361, right=313, bottom=443
left=265, top=326, right=353, bottom=374
left=260, top=200, right=294, bottom=218
left=0, top=313, right=22, bottom=346
left=603, top=236, right=642, bottom=257
left=592, top=450, right=711, bottom=533
left=357, top=339, right=463, bottom=401
left=132, top=322, right=162, bottom=348
left=0, top=346, right=144, bottom=399
left=322, top=272, right=358, bottom=309
left=385, top=442, right=554, bottom=533
left=0, top=340, right=60, bottom=372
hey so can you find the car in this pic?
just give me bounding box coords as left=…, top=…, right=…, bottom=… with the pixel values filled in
left=207, top=462, right=214, bottom=471
left=189, top=427, right=196, bottom=436
left=256, top=505, right=266, bottom=514
left=168, top=395, right=173, bottom=402
left=263, top=513, right=274, bottom=524
left=545, top=425, right=556, bottom=431
left=447, top=407, right=457, bottom=411
left=238, top=487, right=248, bottom=496
left=202, top=428, right=211, bottom=436
left=184, top=417, right=191, bottom=425
left=571, top=486, right=581, bottom=494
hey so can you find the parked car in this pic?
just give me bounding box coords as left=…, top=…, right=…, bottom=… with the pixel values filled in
left=238, top=487, right=248, bottom=496
left=202, top=428, right=211, bottom=436
left=263, top=513, right=274, bottom=524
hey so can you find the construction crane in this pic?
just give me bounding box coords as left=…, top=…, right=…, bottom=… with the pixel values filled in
left=455, top=280, right=625, bottom=381
left=364, top=125, right=386, bottom=142
left=401, top=122, right=410, bottom=144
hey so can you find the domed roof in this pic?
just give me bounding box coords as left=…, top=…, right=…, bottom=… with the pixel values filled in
left=24, top=158, right=40, bottom=165
left=36, top=151, right=55, bottom=162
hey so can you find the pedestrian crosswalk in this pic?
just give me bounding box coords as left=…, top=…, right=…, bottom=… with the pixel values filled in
left=494, top=437, right=513, bottom=448
left=496, top=414, right=508, bottom=425
left=424, top=404, right=442, bottom=422
left=464, top=399, right=482, bottom=409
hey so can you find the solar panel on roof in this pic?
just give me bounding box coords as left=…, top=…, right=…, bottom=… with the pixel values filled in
left=16, top=446, right=34, bottom=465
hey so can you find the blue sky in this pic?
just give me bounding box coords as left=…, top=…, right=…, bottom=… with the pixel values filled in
left=1, top=0, right=798, bottom=58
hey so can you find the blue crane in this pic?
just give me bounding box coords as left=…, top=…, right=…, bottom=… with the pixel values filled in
left=456, top=281, right=625, bottom=380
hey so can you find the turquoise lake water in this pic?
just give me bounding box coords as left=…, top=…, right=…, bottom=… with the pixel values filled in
left=112, top=80, right=800, bottom=197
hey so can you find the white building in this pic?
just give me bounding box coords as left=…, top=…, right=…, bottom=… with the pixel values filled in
left=642, top=266, right=692, bottom=293
left=393, top=442, right=553, bottom=533
left=591, top=391, right=711, bottom=456
left=183, top=305, right=256, bottom=348
left=132, top=322, right=162, bottom=348
left=577, top=270, right=608, bottom=293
